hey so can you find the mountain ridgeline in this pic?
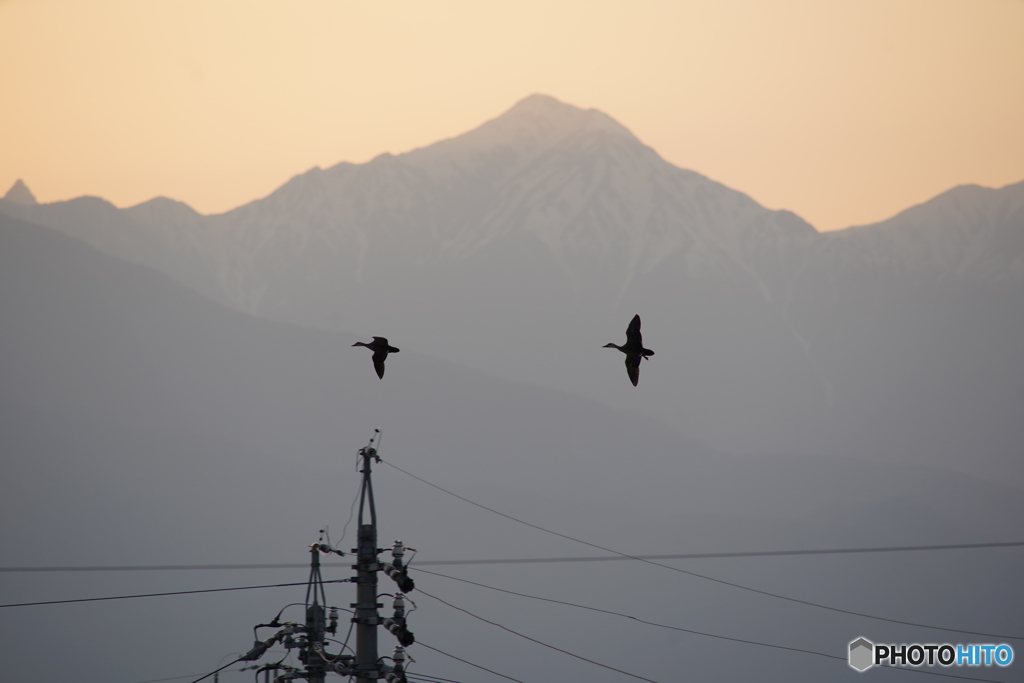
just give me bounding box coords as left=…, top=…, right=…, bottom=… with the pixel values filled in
left=3, top=94, right=1023, bottom=483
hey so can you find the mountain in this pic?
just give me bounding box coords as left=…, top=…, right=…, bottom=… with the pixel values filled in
left=3, top=178, right=36, bottom=205
left=2, top=95, right=1023, bottom=487
left=0, top=95, right=816, bottom=309
left=2, top=208, right=1022, bottom=683
left=789, top=180, right=1024, bottom=286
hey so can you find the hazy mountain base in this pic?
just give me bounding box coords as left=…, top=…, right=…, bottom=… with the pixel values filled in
left=1, top=212, right=1021, bottom=682
left=2, top=97, right=1022, bottom=492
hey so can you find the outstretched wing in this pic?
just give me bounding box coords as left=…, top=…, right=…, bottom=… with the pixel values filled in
left=625, top=354, right=641, bottom=386
left=371, top=350, right=387, bottom=379
left=626, top=314, right=643, bottom=346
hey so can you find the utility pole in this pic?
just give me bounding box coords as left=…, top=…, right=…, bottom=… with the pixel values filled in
left=233, top=431, right=413, bottom=682
left=353, top=438, right=381, bottom=683
left=352, top=431, right=415, bottom=682
left=301, top=543, right=329, bottom=683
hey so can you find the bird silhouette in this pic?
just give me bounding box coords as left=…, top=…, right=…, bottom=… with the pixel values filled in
left=603, top=314, right=654, bottom=386
left=352, top=337, right=400, bottom=379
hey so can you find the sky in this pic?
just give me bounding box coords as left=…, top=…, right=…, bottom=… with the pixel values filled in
left=1, top=0, right=1022, bottom=232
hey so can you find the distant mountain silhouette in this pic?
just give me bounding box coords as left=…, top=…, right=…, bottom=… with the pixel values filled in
left=3, top=178, right=36, bottom=205
left=2, top=95, right=1022, bottom=486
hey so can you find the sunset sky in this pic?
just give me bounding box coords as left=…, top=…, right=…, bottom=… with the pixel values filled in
left=1, top=0, right=1022, bottom=232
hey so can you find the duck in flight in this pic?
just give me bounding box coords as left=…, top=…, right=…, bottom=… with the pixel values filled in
left=603, top=314, right=654, bottom=386
left=352, top=337, right=400, bottom=379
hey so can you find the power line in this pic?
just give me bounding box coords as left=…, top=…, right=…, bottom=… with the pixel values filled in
left=415, top=569, right=1010, bottom=683
left=417, top=568, right=842, bottom=657
left=0, top=579, right=347, bottom=609
left=420, top=587, right=662, bottom=683
left=0, top=563, right=312, bottom=573
left=417, top=641, right=525, bottom=683
left=190, top=658, right=243, bottom=683
left=6, top=540, right=1022, bottom=573
left=414, top=541, right=1024, bottom=564
left=381, top=458, right=1024, bottom=641
left=428, top=541, right=1024, bottom=562
left=96, top=557, right=1011, bottom=681
left=405, top=673, right=464, bottom=683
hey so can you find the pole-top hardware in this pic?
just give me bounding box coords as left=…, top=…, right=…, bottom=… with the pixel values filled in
left=312, top=542, right=345, bottom=556
left=217, top=431, right=411, bottom=683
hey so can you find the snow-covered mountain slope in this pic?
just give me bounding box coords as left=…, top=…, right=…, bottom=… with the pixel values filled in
left=0, top=95, right=817, bottom=314
left=803, top=181, right=1024, bottom=284
left=2, top=95, right=1022, bottom=479
left=5, top=95, right=1021, bottom=317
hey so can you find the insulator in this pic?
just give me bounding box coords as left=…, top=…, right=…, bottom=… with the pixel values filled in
left=384, top=618, right=415, bottom=647
left=241, top=639, right=271, bottom=661
left=392, top=646, right=406, bottom=666
left=391, top=540, right=405, bottom=565
left=329, top=608, right=339, bottom=620
left=383, top=563, right=415, bottom=593
left=392, top=593, right=405, bottom=615
left=331, top=662, right=355, bottom=675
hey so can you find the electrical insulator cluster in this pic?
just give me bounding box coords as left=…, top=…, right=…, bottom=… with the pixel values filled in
left=215, top=432, right=418, bottom=683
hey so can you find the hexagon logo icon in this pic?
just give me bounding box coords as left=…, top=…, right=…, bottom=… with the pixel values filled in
left=849, top=637, right=874, bottom=672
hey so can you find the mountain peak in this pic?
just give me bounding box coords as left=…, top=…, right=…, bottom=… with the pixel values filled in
left=3, top=179, right=37, bottom=205
left=503, top=92, right=605, bottom=119
left=482, top=93, right=634, bottom=142
left=399, top=94, right=638, bottom=167
left=378, top=94, right=643, bottom=180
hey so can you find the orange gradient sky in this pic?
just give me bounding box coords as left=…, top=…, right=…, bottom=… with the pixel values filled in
left=1, top=0, right=1022, bottom=231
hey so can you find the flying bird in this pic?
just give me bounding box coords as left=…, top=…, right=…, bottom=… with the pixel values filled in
left=352, top=337, right=400, bottom=379
left=603, top=314, right=654, bottom=386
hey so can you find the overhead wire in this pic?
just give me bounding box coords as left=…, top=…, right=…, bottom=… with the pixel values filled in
left=4, top=541, right=1021, bottom=573
left=414, top=569, right=1011, bottom=683
left=129, top=663, right=292, bottom=683
left=2, top=461, right=1014, bottom=680
left=190, top=658, right=243, bottom=683
left=419, top=587, right=662, bottom=683
left=405, top=673, right=465, bottom=683
left=416, top=641, right=525, bottom=683
left=409, top=541, right=1024, bottom=564
left=0, top=579, right=348, bottom=609
left=417, top=567, right=842, bottom=657
left=336, top=451, right=364, bottom=551
left=334, top=618, right=356, bottom=657
left=381, top=458, right=1023, bottom=641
